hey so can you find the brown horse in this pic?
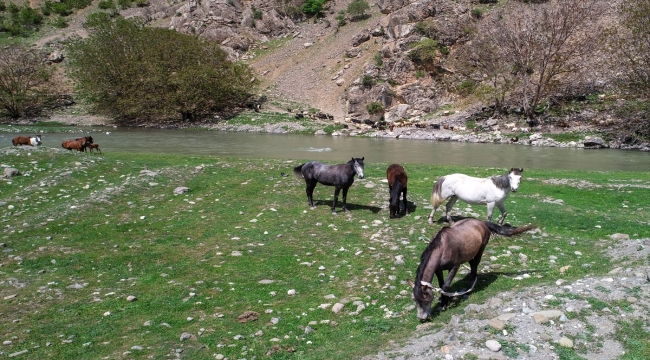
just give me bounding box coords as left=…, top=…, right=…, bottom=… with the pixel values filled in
left=62, top=136, right=93, bottom=152
left=12, top=135, right=42, bottom=146
left=87, top=143, right=102, bottom=154
left=408, top=218, right=535, bottom=320
left=386, top=164, right=408, bottom=218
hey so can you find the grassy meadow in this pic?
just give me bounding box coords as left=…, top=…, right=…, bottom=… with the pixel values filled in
left=1, top=147, right=649, bottom=359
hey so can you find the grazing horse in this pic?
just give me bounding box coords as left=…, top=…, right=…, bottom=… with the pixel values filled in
left=62, top=136, right=93, bottom=152
left=87, top=143, right=102, bottom=154
left=428, top=168, right=524, bottom=225
left=408, top=218, right=535, bottom=320
left=12, top=135, right=42, bottom=146
left=386, top=164, right=408, bottom=218
left=293, top=157, right=365, bottom=214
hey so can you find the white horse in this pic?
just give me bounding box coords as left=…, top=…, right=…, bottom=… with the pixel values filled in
left=427, top=168, right=523, bottom=225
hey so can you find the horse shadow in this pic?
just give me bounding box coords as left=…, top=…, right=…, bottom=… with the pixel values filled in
left=431, top=215, right=518, bottom=228
left=427, top=269, right=547, bottom=317
left=313, top=200, right=382, bottom=214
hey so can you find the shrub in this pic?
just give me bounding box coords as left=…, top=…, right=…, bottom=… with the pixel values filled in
left=387, top=78, right=398, bottom=86
left=456, top=79, right=477, bottom=96
left=408, top=38, right=437, bottom=64
left=134, top=0, right=148, bottom=7
left=51, top=15, right=68, bottom=28
left=117, top=0, right=132, bottom=9
left=373, top=52, right=383, bottom=67
left=366, top=101, right=384, bottom=114
left=252, top=7, right=262, bottom=20
left=415, top=70, right=426, bottom=79
left=302, top=0, right=325, bottom=17
left=414, top=20, right=436, bottom=38
left=335, top=10, right=346, bottom=26
left=0, top=2, right=7, bottom=11
left=362, top=75, right=375, bottom=87
left=471, top=8, right=483, bottom=19
left=98, top=0, right=115, bottom=9
left=67, top=16, right=257, bottom=123
left=347, top=0, right=369, bottom=21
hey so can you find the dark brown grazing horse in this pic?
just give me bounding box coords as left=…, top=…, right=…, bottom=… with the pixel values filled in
left=386, top=164, right=408, bottom=218
left=87, top=143, right=102, bottom=154
left=62, top=136, right=93, bottom=152
left=408, top=218, right=535, bottom=320
left=12, top=135, right=42, bottom=146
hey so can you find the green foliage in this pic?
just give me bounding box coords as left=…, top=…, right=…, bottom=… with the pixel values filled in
left=117, top=0, right=132, bottom=9
left=302, top=0, right=325, bottom=17
left=66, top=16, right=257, bottom=123
left=98, top=0, right=115, bottom=9
left=347, top=0, right=369, bottom=20
left=335, top=10, right=346, bottom=26
left=362, top=75, right=375, bottom=87
left=252, top=7, right=262, bottom=20
left=457, top=79, right=477, bottom=96
left=0, top=3, right=43, bottom=36
left=0, top=2, right=6, bottom=11
left=42, top=1, right=72, bottom=16
left=373, top=52, right=383, bottom=67
left=471, top=8, right=483, bottom=19
left=415, top=69, right=426, bottom=79
left=0, top=44, right=55, bottom=118
left=366, top=101, right=383, bottom=114
left=51, top=15, right=68, bottom=28
left=414, top=20, right=436, bottom=38
left=408, top=38, right=438, bottom=64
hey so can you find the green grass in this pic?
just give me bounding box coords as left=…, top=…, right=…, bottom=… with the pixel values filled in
left=1, top=148, right=649, bottom=359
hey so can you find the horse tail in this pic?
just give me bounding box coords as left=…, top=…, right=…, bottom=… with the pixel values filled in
left=390, top=178, right=403, bottom=207
left=293, top=163, right=306, bottom=178
left=430, top=176, right=447, bottom=208
left=485, top=222, right=536, bottom=236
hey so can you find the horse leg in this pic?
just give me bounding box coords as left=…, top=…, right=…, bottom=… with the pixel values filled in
left=486, top=202, right=496, bottom=223
left=445, top=196, right=459, bottom=223
left=496, top=202, right=507, bottom=225
left=341, top=186, right=350, bottom=213
left=306, top=180, right=317, bottom=209
left=332, top=187, right=342, bottom=214
left=402, top=188, right=408, bottom=216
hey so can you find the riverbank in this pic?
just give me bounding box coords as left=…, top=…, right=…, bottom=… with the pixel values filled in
left=1, top=148, right=649, bottom=359
left=5, top=111, right=650, bottom=152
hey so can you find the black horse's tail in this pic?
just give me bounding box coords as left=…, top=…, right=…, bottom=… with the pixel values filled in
left=390, top=179, right=403, bottom=207
left=293, top=163, right=306, bottom=178
left=485, top=222, right=536, bottom=236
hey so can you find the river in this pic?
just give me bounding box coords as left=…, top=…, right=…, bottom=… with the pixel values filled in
left=2, top=127, right=649, bottom=171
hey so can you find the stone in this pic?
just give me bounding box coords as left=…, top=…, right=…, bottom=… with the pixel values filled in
left=332, top=303, right=345, bottom=313
left=173, top=187, right=190, bottom=195
left=533, top=314, right=549, bottom=324
left=485, top=339, right=502, bottom=352
left=559, top=337, right=573, bottom=348
left=488, top=319, right=505, bottom=330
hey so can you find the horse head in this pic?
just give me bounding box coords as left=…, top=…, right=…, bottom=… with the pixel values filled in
left=408, top=279, right=435, bottom=320
left=508, top=168, right=524, bottom=192
left=352, top=157, right=365, bottom=179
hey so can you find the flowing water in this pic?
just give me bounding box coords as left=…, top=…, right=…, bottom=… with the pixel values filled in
left=2, top=127, right=649, bottom=171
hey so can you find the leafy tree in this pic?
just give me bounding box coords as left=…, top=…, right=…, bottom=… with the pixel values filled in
left=347, top=0, right=369, bottom=21
left=302, top=0, right=325, bottom=17
left=0, top=45, right=55, bottom=118
left=469, top=0, right=606, bottom=119
left=66, top=16, right=257, bottom=124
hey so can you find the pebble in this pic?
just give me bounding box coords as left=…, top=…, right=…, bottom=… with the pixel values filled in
left=485, top=339, right=502, bottom=352
left=126, top=295, right=137, bottom=302
left=558, top=337, right=573, bottom=348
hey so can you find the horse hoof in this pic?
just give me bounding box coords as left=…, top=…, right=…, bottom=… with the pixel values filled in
left=310, top=207, right=316, bottom=210
left=332, top=211, right=337, bottom=215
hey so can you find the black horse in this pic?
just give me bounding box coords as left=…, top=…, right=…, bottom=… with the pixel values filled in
left=293, top=157, right=365, bottom=214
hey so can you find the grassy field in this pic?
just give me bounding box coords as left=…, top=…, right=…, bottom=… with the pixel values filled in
left=1, top=146, right=649, bottom=359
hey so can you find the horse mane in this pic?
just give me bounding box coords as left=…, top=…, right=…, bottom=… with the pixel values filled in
left=414, top=228, right=448, bottom=298
left=490, top=172, right=510, bottom=190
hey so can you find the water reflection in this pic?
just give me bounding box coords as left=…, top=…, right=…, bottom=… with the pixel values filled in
left=2, top=127, right=649, bottom=172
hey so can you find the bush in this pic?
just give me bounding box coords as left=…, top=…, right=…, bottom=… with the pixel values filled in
left=0, top=2, right=7, bottom=12
left=302, top=0, right=325, bottom=17
left=51, top=15, right=68, bottom=28
left=252, top=7, right=262, bottom=20
left=408, top=38, right=437, bottom=64
left=67, top=16, right=258, bottom=123
left=347, top=0, right=369, bottom=21
left=374, top=52, right=383, bottom=67
left=117, top=0, right=132, bottom=9
left=366, top=101, right=383, bottom=114
left=456, top=79, right=477, bottom=96
left=335, top=10, right=346, bottom=26
left=362, top=75, right=375, bottom=88
left=415, top=70, right=426, bottom=79
left=471, top=8, right=483, bottom=19
left=0, top=45, right=56, bottom=118
left=98, top=0, right=115, bottom=9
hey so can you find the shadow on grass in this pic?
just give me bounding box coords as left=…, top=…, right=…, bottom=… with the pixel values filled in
left=313, top=200, right=382, bottom=214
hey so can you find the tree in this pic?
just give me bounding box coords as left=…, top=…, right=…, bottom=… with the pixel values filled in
left=301, top=0, right=325, bottom=17
left=347, top=0, right=369, bottom=21
left=0, top=44, right=54, bottom=118
left=610, top=0, right=650, bottom=97
left=470, top=0, right=606, bottom=119
left=66, top=16, right=257, bottom=124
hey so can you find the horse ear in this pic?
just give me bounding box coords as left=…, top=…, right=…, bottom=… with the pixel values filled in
left=510, top=168, right=514, bottom=172
left=361, top=157, right=364, bottom=161
left=407, top=279, right=414, bottom=288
